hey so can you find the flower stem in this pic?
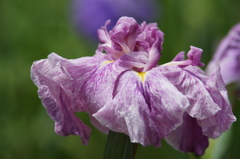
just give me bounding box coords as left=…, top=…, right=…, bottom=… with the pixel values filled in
left=103, top=130, right=138, bottom=159
left=187, top=153, right=201, bottom=159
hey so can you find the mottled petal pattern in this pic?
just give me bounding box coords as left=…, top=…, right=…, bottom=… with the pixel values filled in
left=93, top=68, right=189, bottom=147
left=198, top=63, right=236, bottom=138
left=162, top=62, right=236, bottom=155
left=159, top=65, right=221, bottom=119
left=61, top=51, right=148, bottom=131
left=31, top=54, right=92, bottom=144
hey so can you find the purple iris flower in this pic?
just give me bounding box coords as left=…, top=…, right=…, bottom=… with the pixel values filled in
left=31, top=17, right=236, bottom=156
left=71, top=0, right=159, bottom=40
left=206, top=23, right=240, bottom=85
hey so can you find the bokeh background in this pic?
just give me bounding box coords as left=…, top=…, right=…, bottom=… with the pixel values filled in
left=1, top=0, right=240, bottom=158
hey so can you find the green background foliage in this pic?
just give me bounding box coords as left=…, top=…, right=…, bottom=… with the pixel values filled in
left=0, top=0, right=240, bottom=158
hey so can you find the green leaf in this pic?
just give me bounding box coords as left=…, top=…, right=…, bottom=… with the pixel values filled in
left=103, top=131, right=138, bottom=159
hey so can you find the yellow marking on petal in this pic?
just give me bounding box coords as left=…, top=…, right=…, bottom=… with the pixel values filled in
left=103, top=60, right=114, bottom=65
left=137, top=72, right=147, bottom=82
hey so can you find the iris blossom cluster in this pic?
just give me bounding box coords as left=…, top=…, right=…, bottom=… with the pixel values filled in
left=206, top=23, right=240, bottom=85
left=31, top=17, right=236, bottom=156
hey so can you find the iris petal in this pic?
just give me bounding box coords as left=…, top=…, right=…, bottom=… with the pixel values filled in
left=198, top=63, right=236, bottom=138
left=159, top=65, right=221, bottom=119
left=93, top=68, right=189, bottom=147
left=165, top=113, right=209, bottom=156
left=31, top=53, right=93, bottom=144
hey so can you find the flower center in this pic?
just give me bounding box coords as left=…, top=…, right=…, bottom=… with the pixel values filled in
left=137, top=72, right=147, bottom=82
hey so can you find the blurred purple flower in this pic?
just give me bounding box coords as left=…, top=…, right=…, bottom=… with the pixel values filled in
left=206, top=23, right=240, bottom=85
left=31, top=17, right=236, bottom=156
left=71, top=0, right=160, bottom=40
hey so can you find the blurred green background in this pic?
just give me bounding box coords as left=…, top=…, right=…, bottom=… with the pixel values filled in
left=1, top=0, right=240, bottom=158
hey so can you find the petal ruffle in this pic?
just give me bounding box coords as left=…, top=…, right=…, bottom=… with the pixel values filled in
left=110, top=17, right=141, bottom=53
left=98, top=17, right=141, bottom=60
left=93, top=68, right=189, bottom=147
left=197, top=63, right=236, bottom=138
left=162, top=46, right=204, bottom=67
left=172, top=51, right=185, bottom=61
left=98, top=20, right=111, bottom=45
left=159, top=65, right=221, bottom=119
left=165, top=113, right=209, bottom=156
left=160, top=64, right=236, bottom=139
left=136, top=22, right=164, bottom=71
left=186, top=46, right=205, bottom=67
left=31, top=53, right=94, bottom=144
